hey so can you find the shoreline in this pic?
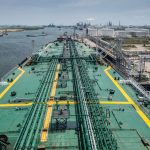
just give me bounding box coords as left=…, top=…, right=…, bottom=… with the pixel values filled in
left=0, top=28, right=25, bottom=33
left=0, top=26, right=46, bottom=33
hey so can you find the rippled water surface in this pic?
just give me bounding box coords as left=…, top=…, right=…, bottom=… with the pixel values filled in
left=0, top=27, right=74, bottom=78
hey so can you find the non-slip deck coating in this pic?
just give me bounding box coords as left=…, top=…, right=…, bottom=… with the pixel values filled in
left=0, top=39, right=150, bottom=150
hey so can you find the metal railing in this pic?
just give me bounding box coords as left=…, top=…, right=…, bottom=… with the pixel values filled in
left=128, top=77, right=150, bottom=101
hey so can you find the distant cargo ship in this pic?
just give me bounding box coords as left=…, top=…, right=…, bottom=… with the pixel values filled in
left=26, top=32, right=48, bottom=37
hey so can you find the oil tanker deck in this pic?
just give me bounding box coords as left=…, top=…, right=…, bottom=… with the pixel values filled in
left=0, top=37, right=150, bottom=150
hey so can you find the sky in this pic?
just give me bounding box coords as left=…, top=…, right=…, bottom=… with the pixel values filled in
left=0, top=0, right=150, bottom=26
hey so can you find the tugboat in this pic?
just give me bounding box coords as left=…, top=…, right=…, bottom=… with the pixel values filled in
left=0, top=32, right=3, bottom=37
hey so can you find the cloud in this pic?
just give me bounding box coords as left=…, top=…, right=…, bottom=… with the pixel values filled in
left=0, top=0, right=149, bottom=25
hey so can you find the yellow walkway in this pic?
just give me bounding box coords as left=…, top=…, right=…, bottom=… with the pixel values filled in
left=0, top=102, right=32, bottom=107
left=100, top=101, right=130, bottom=105
left=0, top=101, right=130, bottom=107
left=0, top=67, right=25, bottom=99
left=41, top=64, right=60, bottom=142
left=104, top=66, right=150, bottom=127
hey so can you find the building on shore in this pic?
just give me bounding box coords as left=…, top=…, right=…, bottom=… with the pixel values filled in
left=116, top=28, right=149, bottom=38
left=87, top=27, right=115, bottom=37
left=115, top=30, right=132, bottom=38
left=87, top=27, right=150, bottom=38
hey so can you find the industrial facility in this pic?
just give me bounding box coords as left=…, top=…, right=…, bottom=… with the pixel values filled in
left=87, top=27, right=149, bottom=38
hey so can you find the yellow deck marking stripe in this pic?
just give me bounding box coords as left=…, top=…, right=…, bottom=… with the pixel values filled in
left=100, top=101, right=130, bottom=105
left=0, top=67, right=25, bottom=99
left=50, top=64, right=60, bottom=97
left=104, top=66, right=150, bottom=127
left=41, top=64, right=60, bottom=142
left=47, top=101, right=76, bottom=105
left=40, top=104, right=53, bottom=142
left=0, top=101, right=130, bottom=107
left=0, top=103, right=32, bottom=107
left=43, top=106, right=53, bottom=129
left=49, top=101, right=130, bottom=105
